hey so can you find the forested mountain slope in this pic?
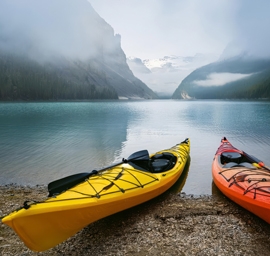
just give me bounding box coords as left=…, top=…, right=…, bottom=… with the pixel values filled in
left=0, top=0, right=157, bottom=100
left=172, top=55, right=270, bottom=99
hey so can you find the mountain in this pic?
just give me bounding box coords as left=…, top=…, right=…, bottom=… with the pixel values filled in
left=0, top=0, right=157, bottom=100
left=172, top=54, right=270, bottom=99
left=127, top=54, right=218, bottom=97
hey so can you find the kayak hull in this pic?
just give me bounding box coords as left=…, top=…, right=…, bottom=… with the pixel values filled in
left=2, top=139, right=190, bottom=251
left=212, top=137, right=270, bottom=224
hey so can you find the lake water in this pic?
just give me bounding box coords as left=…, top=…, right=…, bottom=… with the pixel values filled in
left=1, top=100, right=270, bottom=195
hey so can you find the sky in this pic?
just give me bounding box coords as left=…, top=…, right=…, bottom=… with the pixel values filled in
left=88, top=0, right=270, bottom=60
left=0, top=0, right=269, bottom=95
left=0, top=0, right=110, bottom=61
left=88, top=0, right=270, bottom=94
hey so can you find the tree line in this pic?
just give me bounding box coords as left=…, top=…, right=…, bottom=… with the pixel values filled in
left=0, top=53, right=118, bottom=101
left=172, top=60, right=270, bottom=100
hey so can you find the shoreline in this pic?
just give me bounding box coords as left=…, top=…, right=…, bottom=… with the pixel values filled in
left=1, top=185, right=270, bottom=255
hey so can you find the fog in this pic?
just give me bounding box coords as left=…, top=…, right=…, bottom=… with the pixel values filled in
left=0, top=0, right=113, bottom=61
left=1, top=0, right=269, bottom=94
left=194, top=73, right=253, bottom=87
left=127, top=54, right=219, bottom=94
left=89, top=0, right=270, bottom=60
left=2, top=0, right=269, bottom=62
left=89, top=0, right=270, bottom=93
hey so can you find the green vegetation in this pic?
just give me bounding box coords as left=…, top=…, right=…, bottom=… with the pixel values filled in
left=0, top=53, right=118, bottom=100
left=172, top=56, right=270, bottom=99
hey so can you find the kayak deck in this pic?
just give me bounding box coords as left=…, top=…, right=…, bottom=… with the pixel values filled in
left=212, top=137, right=270, bottom=224
left=2, top=139, right=190, bottom=252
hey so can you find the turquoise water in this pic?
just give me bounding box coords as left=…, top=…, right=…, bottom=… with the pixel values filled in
left=0, top=100, right=270, bottom=194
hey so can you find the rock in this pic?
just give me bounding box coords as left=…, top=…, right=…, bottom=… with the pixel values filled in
left=1, top=185, right=270, bottom=255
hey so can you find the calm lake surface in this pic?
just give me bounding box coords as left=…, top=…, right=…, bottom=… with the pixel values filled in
left=1, top=100, right=270, bottom=195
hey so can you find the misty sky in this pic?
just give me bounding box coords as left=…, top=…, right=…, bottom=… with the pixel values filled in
left=89, top=0, right=270, bottom=60
left=1, top=0, right=269, bottom=94
left=0, top=0, right=111, bottom=60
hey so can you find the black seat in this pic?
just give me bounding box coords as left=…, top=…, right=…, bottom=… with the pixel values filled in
left=150, top=153, right=177, bottom=173
left=221, top=152, right=242, bottom=164
left=129, top=152, right=177, bottom=173
left=151, top=159, right=170, bottom=173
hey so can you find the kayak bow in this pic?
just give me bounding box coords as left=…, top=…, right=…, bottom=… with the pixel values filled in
left=212, top=137, right=270, bottom=224
left=2, top=139, right=190, bottom=251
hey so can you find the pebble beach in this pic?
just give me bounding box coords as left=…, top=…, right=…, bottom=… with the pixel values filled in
left=1, top=185, right=270, bottom=256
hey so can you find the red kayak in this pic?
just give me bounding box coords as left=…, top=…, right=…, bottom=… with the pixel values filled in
left=212, top=137, right=270, bottom=224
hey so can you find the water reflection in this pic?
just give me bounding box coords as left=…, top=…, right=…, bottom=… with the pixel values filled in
left=211, top=181, right=226, bottom=199
left=0, top=102, right=131, bottom=184
left=1, top=100, right=270, bottom=196
left=169, top=156, right=191, bottom=194
left=184, top=101, right=270, bottom=148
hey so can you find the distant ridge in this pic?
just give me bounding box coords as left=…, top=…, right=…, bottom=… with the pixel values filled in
left=172, top=55, right=270, bottom=99
left=0, top=0, right=157, bottom=100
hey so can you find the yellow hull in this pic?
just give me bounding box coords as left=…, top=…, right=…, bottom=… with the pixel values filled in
left=2, top=139, right=190, bottom=251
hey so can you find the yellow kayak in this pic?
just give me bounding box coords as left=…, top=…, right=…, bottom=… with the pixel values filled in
left=2, top=138, right=190, bottom=251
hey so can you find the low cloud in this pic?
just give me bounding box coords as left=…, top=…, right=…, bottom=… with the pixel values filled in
left=90, top=0, right=270, bottom=61
left=194, top=72, right=252, bottom=87
left=0, top=0, right=115, bottom=61
left=127, top=54, right=218, bottom=94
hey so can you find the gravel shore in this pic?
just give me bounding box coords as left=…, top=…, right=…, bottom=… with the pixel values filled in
left=1, top=185, right=270, bottom=256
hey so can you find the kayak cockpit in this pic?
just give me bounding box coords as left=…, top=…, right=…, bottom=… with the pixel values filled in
left=219, top=152, right=254, bottom=169
left=129, top=152, right=177, bottom=173
left=151, top=153, right=177, bottom=173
